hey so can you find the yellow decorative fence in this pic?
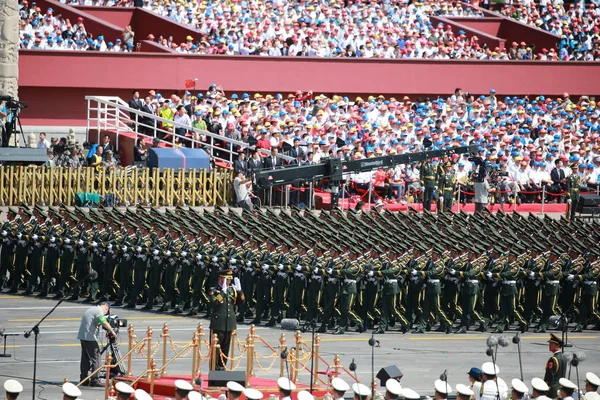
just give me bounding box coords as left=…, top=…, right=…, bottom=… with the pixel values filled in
left=0, top=166, right=233, bottom=207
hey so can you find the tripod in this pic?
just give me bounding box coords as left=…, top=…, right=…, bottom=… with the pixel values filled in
left=100, top=336, right=125, bottom=376
left=4, top=110, right=26, bottom=148
left=24, top=296, right=66, bottom=400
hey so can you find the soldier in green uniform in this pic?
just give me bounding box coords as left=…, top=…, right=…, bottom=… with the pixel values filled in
left=143, top=225, right=168, bottom=310
left=1, top=208, right=19, bottom=291
left=9, top=209, right=31, bottom=294
left=251, top=241, right=276, bottom=325
left=126, top=223, right=151, bottom=309
left=371, top=255, right=409, bottom=334
left=287, top=243, right=311, bottom=320
left=523, top=247, right=544, bottom=325
left=560, top=247, right=585, bottom=322
left=438, top=162, right=457, bottom=213
left=54, top=216, right=77, bottom=299
left=566, top=163, right=582, bottom=220
left=492, top=249, right=527, bottom=333
left=317, top=247, right=343, bottom=333
left=420, top=159, right=437, bottom=212
left=544, top=334, right=567, bottom=396
left=455, top=247, right=486, bottom=333
left=405, top=246, right=427, bottom=328
left=25, top=210, right=45, bottom=295
left=571, top=250, right=600, bottom=331
left=208, top=268, right=244, bottom=371
left=113, top=223, right=136, bottom=306
left=71, top=218, right=94, bottom=300
left=332, top=253, right=365, bottom=334
left=160, top=226, right=183, bottom=312
left=413, top=246, right=453, bottom=334
left=535, top=250, right=562, bottom=333
left=302, top=244, right=327, bottom=332
left=41, top=211, right=63, bottom=297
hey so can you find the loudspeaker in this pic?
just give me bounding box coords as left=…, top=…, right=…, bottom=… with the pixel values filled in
left=376, top=365, right=403, bottom=386
left=208, top=370, right=246, bottom=387
left=327, top=158, right=343, bottom=181
left=577, top=194, right=600, bottom=212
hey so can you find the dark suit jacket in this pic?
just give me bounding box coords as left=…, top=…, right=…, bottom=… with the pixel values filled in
left=551, top=167, right=565, bottom=185
left=263, top=155, right=283, bottom=170
left=128, top=98, right=142, bottom=120
left=248, top=158, right=263, bottom=176
left=234, top=159, right=249, bottom=176
left=100, top=143, right=114, bottom=156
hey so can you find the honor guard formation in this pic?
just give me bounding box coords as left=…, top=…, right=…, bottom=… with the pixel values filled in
left=1, top=204, right=600, bottom=336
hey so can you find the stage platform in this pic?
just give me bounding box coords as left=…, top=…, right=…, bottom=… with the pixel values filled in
left=116, top=374, right=330, bottom=399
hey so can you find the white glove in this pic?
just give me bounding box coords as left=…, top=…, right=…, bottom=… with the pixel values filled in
left=92, top=241, right=98, bottom=247
left=50, top=236, right=55, bottom=243
left=181, top=251, right=187, bottom=257
left=313, top=267, right=319, bottom=274
left=212, top=256, right=218, bottom=262
left=108, top=243, right=112, bottom=250
left=528, top=271, right=535, bottom=278
left=326, top=268, right=333, bottom=274
left=122, top=246, right=128, bottom=252
left=410, top=269, right=417, bottom=276
left=296, top=265, right=303, bottom=271
left=230, top=258, right=237, bottom=263
left=136, top=246, right=142, bottom=253
left=367, top=271, right=374, bottom=277
left=233, top=277, right=242, bottom=291
left=32, top=234, right=38, bottom=240
left=17, top=233, right=22, bottom=239
left=262, top=265, right=269, bottom=271
left=65, top=238, right=70, bottom=244
left=1, top=230, right=6, bottom=237
left=278, top=264, right=284, bottom=270
left=196, top=254, right=201, bottom=260
left=246, top=261, right=251, bottom=266
left=486, top=272, right=492, bottom=278
left=567, top=199, right=572, bottom=205
left=439, top=196, right=444, bottom=201
left=449, top=269, right=456, bottom=275
left=78, top=239, right=84, bottom=246
left=166, top=250, right=171, bottom=257
left=567, top=274, right=574, bottom=281
left=153, top=249, right=159, bottom=255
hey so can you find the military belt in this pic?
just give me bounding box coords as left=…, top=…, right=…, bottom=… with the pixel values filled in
left=294, top=272, right=305, bottom=278
left=277, top=272, right=288, bottom=277
left=328, top=277, right=338, bottom=283
left=344, top=279, right=357, bottom=284
left=547, top=280, right=560, bottom=284
left=311, top=275, right=322, bottom=280
left=386, top=279, right=398, bottom=283
left=445, top=187, right=454, bottom=190
left=424, top=176, right=436, bottom=179
left=503, top=280, right=517, bottom=285
left=468, top=280, right=479, bottom=284
left=584, top=281, right=597, bottom=285
left=428, top=279, right=440, bottom=283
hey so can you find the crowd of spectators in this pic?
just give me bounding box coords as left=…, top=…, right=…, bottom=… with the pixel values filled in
left=37, top=132, right=121, bottom=169
left=125, top=84, right=600, bottom=205
left=18, top=1, right=136, bottom=51
left=497, top=1, right=600, bottom=61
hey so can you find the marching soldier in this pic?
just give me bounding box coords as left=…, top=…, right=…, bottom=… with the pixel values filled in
left=544, top=334, right=567, bottom=396
left=455, top=247, right=486, bottom=333
left=566, top=163, right=582, bottom=220
left=438, top=162, right=457, bottom=213
left=493, top=249, right=527, bottom=333
left=571, top=250, right=600, bottom=332
left=332, top=252, right=365, bottom=334
left=535, top=250, right=562, bottom=333
left=371, top=254, right=409, bottom=334
left=1, top=208, right=19, bottom=291
left=420, top=158, right=437, bottom=212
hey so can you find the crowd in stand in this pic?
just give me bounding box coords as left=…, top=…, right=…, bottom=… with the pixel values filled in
left=20, top=0, right=597, bottom=61
left=498, top=2, right=600, bottom=61
left=125, top=85, right=600, bottom=205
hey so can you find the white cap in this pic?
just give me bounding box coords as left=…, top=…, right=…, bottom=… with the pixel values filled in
left=62, top=382, right=82, bottom=399
left=481, top=362, right=500, bottom=376
left=531, top=378, right=549, bottom=392
left=402, top=388, right=420, bottom=400
left=188, top=391, right=204, bottom=400
left=277, top=377, right=296, bottom=391
left=511, top=379, right=529, bottom=394
left=586, top=393, right=600, bottom=400
left=559, top=378, right=577, bottom=390
left=175, top=379, right=194, bottom=392
left=586, top=372, right=600, bottom=387
left=434, top=380, right=452, bottom=395
left=226, top=381, right=245, bottom=393
left=115, top=382, right=135, bottom=395
left=332, top=378, right=350, bottom=393
left=297, top=390, right=314, bottom=400
left=4, top=380, right=23, bottom=394
left=385, top=379, right=403, bottom=396
left=244, top=388, right=263, bottom=400
left=536, top=396, right=552, bottom=400
left=134, top=388, right=153, bottom=400
left=352, top=383, right=370, bottom=397
left=455, top=384, right=474, bottom=397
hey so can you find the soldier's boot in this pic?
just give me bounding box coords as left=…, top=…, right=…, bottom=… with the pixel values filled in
left=142, top=303, right=154, bottom=311
left=317, top=324, right=327, bottom=334
left=53, top=290, right=64, bottom=299
left=187, top=309, right=198, bottom=316
left=159, top=304, right=169, bottom=312
left=113, top=299, right=124, bottom=307
left=519, top=322, right=529, bottom=333
left=172, top=306, right=183, bottom=314
left=493, top=326, right=504, bottom=333
left=571, top=324, right=583, bottom=333
left=534, top=325, right=547, bottom=333
left=124, top=303, right=137, bottom=309
left=434, top=324, right=446, bottom=332
left=333, top=327, right=345, bottom=335
left=373, top=327, right=385, bottom=334
left=236, top=314, right=244, bottom=323
left=265, top=318, right=277, bottom=327
left=250, top=318, right=261, bottom=325
left=455, top=326, right=468, bottom=334
left=355, top=322, right=366, bottom=333
left=476, top=322, right=486, bottom=332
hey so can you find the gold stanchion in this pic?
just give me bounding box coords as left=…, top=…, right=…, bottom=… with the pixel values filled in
left=333, top=354, right=341, bottom=383
left=196, top=323, right=204, bottom=377
left=191, top=333, right=198, bottom=384
left=146, top=327, right=153, bottom=378
left=210, top=333, right=219, bottom=371
left=245, top=333, right=254, bottom=385
left=108, top=381, right=116, bottom=400
left=249, top=324, right=257, bottom=339
left=149, top=359, right=157, bottom=397
left=229, top=330, right=237, bottom=367
left=127, top=324, right=135, bottom=376
left=313, top=334, right=321, bottom=384
left=104, top=353, right=113, bottom=400
left=161, top=323, right=169, bottom=376
left=293, top=330, right=302, bottom=382
left=279, top=334, right=287, bottom=378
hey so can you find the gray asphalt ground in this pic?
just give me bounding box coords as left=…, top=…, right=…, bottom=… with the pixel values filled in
left=1, top=294, right=599, bottom=400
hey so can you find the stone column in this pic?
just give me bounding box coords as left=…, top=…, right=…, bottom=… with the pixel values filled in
left=0, top=0, right=19, bottom=98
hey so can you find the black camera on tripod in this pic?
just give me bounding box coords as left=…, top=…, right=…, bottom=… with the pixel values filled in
left=0, top=95, right=28, bottom=112
left=106, top=315, right=127, bottom=339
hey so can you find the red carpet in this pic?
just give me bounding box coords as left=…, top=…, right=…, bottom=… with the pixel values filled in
left=314, top=192, right=567, bottom=213
left=117, top=374, right=330, bottom=399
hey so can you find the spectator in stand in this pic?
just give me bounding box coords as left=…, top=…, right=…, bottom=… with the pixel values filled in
left=133, top=138, right=147, bottom=164
left=99, top=134, right=114, bottom=157
left=102, top=150, right=119, bottom=169
left=88, top=146, right=103, bottom=171
left=173, top=105, right=192, bottom=137
left=37, top=132, right=50, bottom=149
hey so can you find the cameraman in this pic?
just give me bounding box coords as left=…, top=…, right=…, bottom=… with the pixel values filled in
left=77, top=301, right=116, bottom=386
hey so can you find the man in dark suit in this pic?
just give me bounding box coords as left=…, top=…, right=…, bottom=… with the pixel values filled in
left=99, top=135, right=114, bottom=158
left=263, top=147, right=283, bottom=170
left=139, top=97, right=155, bottom=135
left=248, top=151, right=263, bottom=177
left=233, top=152, right=249, bottom=177
left=550, top=159, right=567, bottom=202
left=288, top=138, right=303, bottom=160
left=128, top=91, right=143, bottom=129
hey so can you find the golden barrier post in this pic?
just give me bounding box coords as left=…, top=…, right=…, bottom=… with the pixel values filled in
left=229, top=330, right=237, bottom=366
left=279, top=334, right=287, bottom=378
left=313, top=334, right=321, bottom=384
left=127, top=324, right=135, bottom=376
left=210, top=333, right=219, bottom=371
left=191, top=333, right=198, bottom=384
left=104, top=353, right=113, bottom=400
left=293, top=330, right=302, bottom=382
left=108, top=382, right=116, bottom=400
left=333, top=354, right=341, bottom=384
left=245, top=333, right=254, bottom=385
left=146, top=327, right=153, bottom=378
left=149, top=359, right=157, bottom=397
left=161, top=323, right=169, bottom=375
left=196, top=323, right=204, bottom=377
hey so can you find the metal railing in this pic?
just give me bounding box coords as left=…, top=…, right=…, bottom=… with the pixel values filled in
left=85, top=96, right=294, bottom=165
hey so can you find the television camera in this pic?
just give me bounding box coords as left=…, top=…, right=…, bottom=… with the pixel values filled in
left=101, top=315, right=127, bottom=376
left=0, top=95, right=28, bottom=111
